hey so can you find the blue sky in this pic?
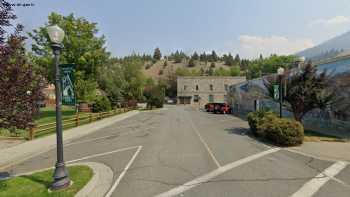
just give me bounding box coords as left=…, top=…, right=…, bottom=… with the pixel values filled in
left=11, top=0, right=350, bottom=58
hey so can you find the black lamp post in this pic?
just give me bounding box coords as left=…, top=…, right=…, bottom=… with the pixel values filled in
left=277, top=67, right=285, bottom=118
left=47, top=25, right=71, bottom=190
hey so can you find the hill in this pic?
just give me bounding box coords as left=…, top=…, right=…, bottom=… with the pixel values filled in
left=142, top=60, right=234, bottom=81
left=297, top=30, right=350, bottom=61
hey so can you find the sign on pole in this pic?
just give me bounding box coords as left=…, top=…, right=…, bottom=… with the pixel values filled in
left=273, top=85, right=279, bottom=100
left=60, top=64, right=76, bottom=106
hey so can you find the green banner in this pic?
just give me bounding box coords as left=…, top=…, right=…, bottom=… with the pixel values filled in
left=60, top=64, right=76, bottom=106
left=273, top=85, right=279, bottom=100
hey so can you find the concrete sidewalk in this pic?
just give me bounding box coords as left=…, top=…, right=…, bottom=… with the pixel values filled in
left=290, top=141, right=350, bottom=162
left=0, top=110, right=139, bottom=169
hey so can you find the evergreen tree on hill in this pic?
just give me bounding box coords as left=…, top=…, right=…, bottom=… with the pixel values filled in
left=192, top=51, right=199, bottom=60
left=153, top=47, right=162, bottom=60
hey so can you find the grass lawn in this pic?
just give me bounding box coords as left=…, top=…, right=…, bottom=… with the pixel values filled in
left=304, top=130, right=347, bottom=142
left=34, top=106, right=81, bottom=125
left=0, top=165, right=93, bottom=197
left=0, top=106, right=88, bottom=138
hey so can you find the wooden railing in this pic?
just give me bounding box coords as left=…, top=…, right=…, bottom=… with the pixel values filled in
left=28, top=108, right=131, bottom=140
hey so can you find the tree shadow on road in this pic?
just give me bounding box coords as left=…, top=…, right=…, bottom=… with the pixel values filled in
left=225, top=127, right=275, bottom=148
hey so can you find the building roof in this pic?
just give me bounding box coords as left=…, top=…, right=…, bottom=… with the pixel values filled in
left=315, top=50, right=350, bottom=66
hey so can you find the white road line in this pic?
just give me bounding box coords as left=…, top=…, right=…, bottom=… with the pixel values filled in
left=4, top=146, right=140, bottom=179
left=187, top=114, right=221, bottom=168
left=66, top=146, right=139, bottom=164
left=155, top=148, right=280, bottom=197
left=105, top=146, right=142, bottom=197
left=290, top=161, right=348, bottom=197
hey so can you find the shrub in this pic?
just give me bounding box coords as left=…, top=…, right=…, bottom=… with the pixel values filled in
left=259, top=118, right=304, bottom=146
left=145, top=63, right=152, bottom=70
left=247, top=110, right=276, bottom=136
left=92, top=96, right=112, bottom=113
left=188, top=59, right=195, bottom=67
left=163, top=60, right=168, bottom=68
left=210, top=62, right=216, bottom=68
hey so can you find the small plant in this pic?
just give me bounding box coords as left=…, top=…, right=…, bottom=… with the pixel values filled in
left=92, top=95, right=112, bottom=112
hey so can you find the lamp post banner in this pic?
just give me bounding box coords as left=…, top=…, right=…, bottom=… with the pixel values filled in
left=60, top=64, right=76, bottom=106
left=273, top=85, right=279, bottom=100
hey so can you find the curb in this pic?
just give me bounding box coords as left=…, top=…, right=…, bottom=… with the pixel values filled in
left=74, top=162, right=113, bottom=197
left=0, top=162, right=114, bottom=197
left=0, top=110, right=139, bottom=169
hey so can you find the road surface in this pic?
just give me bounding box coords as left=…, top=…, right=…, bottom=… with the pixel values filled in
left=2, top=105, right=350, bottom=197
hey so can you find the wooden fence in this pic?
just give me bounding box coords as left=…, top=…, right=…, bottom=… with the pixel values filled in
left=28, top=108, right=131, bottom=140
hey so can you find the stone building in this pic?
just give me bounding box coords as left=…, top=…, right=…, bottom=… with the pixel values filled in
left=177, top=76, right=246, bottom=108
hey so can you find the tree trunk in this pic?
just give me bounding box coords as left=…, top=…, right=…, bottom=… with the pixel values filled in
left=293, top=111, right=303, bottom=122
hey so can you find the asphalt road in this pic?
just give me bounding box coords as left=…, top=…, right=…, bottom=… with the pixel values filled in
left=3, top=105, right=350, bottom=197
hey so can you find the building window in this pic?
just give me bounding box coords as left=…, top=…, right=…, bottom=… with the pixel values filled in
left=184, top=85, right=187, bottom=90
left=208, top=94, right=214, bottom=103
left=224, top=95, right=228, bottom=102
left=196, top=85, right=199, bottom=91
left=194, top=95, right=199, bottom=102
left=210, top=84, right=213, bottom=91
left=224, top=84, right=228, bottom=91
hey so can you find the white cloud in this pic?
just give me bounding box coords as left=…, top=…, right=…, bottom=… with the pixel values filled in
left=309, top=16, right=350, bottom=27
left=237, top=35, right=314, bottom=59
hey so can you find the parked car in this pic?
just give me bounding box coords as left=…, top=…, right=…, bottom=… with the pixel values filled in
left=220, top=103, right=231, bottom=114
left=205, top=103, right=215, bottom=112
left=213, top=103, right=231, bottom=114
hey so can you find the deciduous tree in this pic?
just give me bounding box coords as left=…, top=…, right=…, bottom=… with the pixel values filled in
left=264, top=63, right=336, bottom=122
left=0, top=1, right=46, bottom=131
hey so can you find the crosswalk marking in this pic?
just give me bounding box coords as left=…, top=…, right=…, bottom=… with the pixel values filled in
left=290, top=161, right=348, bottom=197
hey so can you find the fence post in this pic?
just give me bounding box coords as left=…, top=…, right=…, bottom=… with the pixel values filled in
left=76, top=112, right=80, bottom=127
left=28, top=123, right=36, bottom=140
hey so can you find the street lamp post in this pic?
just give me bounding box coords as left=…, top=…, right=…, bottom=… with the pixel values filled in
left=277, top=67, right=285, bottom=118
left=47, top=25, right=71, bottom=190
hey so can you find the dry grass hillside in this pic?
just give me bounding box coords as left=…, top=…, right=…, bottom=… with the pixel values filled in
left=142, top=59, right=233, bottom=81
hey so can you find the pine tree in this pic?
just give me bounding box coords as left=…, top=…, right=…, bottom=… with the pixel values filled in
left=153, top=47, right=162, bottom=60
left=211, top=50, right=218, bottom=62
left=192, top=51, right=199, bottom=60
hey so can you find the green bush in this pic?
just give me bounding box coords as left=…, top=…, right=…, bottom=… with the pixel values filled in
left=247, top=110, right=276, bottom=136
left=92, top=96, right=112, bottom=113
left=259, top=117, right=304, bottom=146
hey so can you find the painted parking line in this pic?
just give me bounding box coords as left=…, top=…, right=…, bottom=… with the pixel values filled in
left=290, top=161, right=348, bottom=197
left=105, top=146, right=142, bottom=197
left=188, top=113, right=221, bottom=168
left=154, top=148, right=280, bottom=197
left=66, top=146, right=140, bottom=164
